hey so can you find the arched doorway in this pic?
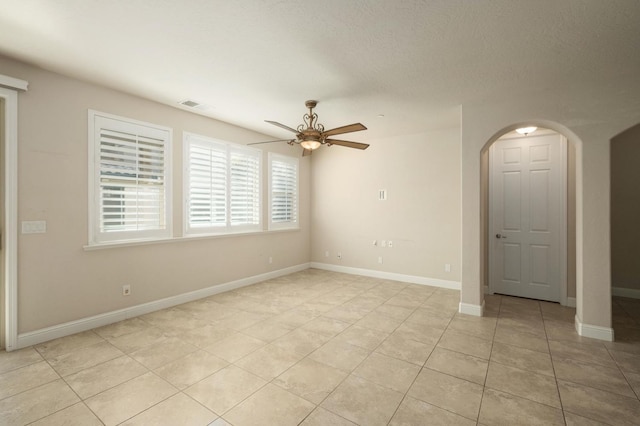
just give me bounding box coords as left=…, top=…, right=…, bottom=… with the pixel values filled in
left=481, top=123, right=577, bottom=307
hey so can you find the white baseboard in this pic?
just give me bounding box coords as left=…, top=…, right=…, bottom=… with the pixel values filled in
left=566, top=297, right=576, bottom=308
left=310, top=262, right=461, bottom=290
left=575, top=315, right=614, bottom=342
left=16, top=263, right=310, bottom=350
left=612, top=286, right=640, bottom=300
left=459, top=301, right=484, bottom=317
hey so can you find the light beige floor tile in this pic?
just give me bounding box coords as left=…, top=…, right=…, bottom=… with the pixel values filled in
left=479, top=388, right=564, bottom=425
left=308, top=339, right=371, bottom=372
left=0, top=360, right=59, bottom=400
left=225, top=383, right=315, bottom=426
left=180, top=323, right=237, bottom=348
left=48, top=340, right=124, bottom=376
left=300, top=316, right=351, bottom=337
left=437, top=328, right=493, bottom=359
left=203, top=333, right=266, bottom=363
left=549, top=340, right=616, bottom=368
left=323, top=305, right=371, bottom=323
left=321, top=375, right=404, bottom=426
left=405, top=308, right=453, bottom=329
left=375, top=332, right=434, bottom=365
left=609, top=349, right=640, bottom=374
left=94, top=317, right=151, bottom=339
left=496, top=317, right=547, bottom=339
left=563, top=411, right=611, bottom=426
left=241, top=320, right=294, bottom=342
left=485, top=361, right=561, bottom=408
left=274, top=358, right=347, bottom=404
left=185, top=365, right=267, bottom=415
left=553, top=356, right=635, bottom=397
left=209, top=418, right=233, bottom=426
left=120, top=392, right=217, bottom=425
left=107, top=326, right=168, bottom=353
left=34, top=330, right=104, bottom=359
left=189, top=302, right=241, bottom=322
left=0, top=379, right=80, bottom=425
left=30, top=402, right=102, bottom=426
left=558, top=379, right=640, bottom=426
left=300, top=407, right=357, bottom=426
left=491, top=341, right=554, bottom=376
left=85, top=372, right=177, bottom=426
left=353, top=352, right=421, bottom=393
left=394, top=321, right=445, bottom=345
left=374, top=304, right=415, bottom=321
left=389, top=396, right=476, bottom=426
left=271, top=328, right=330, bottom=357
left=385, top=294, right=423, bottom=308
left=354, top=311, right=403, bottom=333
left=129, top=336, right=198, bottom=369
left=271, top=309, right=318, bottom=328
left=214, top=311, right=272, bottom=330
left=493, top=327, right=549, bottom=353
left=333, top=325, right=389, bottom=350
left=624, top=370, right=640, bottom=397
left=447, top=315, right=497, bottom=341
left=426, top=347, right=488, bottom=385
left=65, top=355, right=148, bottom=399
left=408, top=367, right=483, bottom=420
left=154, top=350, right=228, bottom=389
left=235, top=344, right=303, bottom=380
left=0, top=347, right=43, bottom=374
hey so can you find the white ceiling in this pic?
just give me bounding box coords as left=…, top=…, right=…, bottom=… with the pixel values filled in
left=1, top=0, right=639, bottom=141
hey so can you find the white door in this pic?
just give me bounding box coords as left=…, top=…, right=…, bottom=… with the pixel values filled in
left=489, top=133, right=566, bottom=302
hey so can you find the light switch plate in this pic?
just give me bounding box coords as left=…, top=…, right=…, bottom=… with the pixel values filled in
left=22, top=220, right=46, bottom=234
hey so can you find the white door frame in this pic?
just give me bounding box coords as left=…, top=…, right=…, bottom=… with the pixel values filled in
left=1, top=74, right=27, bottom=351
left=488, top=133, right=568, bottom=305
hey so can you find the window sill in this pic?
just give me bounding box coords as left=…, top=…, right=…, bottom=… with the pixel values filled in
left=83, top=227, right=300, bottom=251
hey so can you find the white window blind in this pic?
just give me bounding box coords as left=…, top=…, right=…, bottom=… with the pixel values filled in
left=269, top=153, right=299, bottom=230
left=89, top=111, right=172, bottom=244
left=185, top=133, right=261, bottom=235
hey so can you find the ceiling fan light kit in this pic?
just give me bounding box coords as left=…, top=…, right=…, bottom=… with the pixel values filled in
left=249, top=100, right=369, bottom=156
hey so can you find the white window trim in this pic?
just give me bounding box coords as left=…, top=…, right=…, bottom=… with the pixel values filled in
left=268, top=152, right=299, bottom=231
left=88, top=110, right=173, bottom=245
left=183, top=132, right=262, bottom=236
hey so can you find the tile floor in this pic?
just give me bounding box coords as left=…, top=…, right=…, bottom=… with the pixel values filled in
left=1, top=269, right=639, bottom=425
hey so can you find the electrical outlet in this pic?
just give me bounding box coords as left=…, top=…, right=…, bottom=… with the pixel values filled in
left=325, top=250, right=329, bottom=257
left=388, top=240, right=393, bottom=248
left=122, top=285, right=131, bottom=296
left=337, top=252, right=342, bottom=260
left=381, top=240, right=386, bottom=248
left=268, top=256, right=273, bottom=264
left=378, top=256, right=383, bottom=264
left=445, top=264, right=451, bottom=273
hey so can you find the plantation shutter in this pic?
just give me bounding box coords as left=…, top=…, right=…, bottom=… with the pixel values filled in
left=185, top=133, right=261, bottom=234
left=96, top=117, right=170, bottom=240
left=230, top=147, right=261, bottom=226
left=188, top=141, right=227, bottom=227
left=270, top=154, right=298, bottom=229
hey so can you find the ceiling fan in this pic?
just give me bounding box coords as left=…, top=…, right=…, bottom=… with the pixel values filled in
left=249, top=100, right=369, bottom=156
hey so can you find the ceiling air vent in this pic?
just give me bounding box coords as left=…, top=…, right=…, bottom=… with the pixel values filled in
left=179, top=99, right=213, bottom=111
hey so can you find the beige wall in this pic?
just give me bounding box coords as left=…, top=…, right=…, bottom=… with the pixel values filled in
left=1, top=55, right=311, bottom=333
left=310, top=128, right=461, bottom=282
left=611, top=124, right=640, bottom=291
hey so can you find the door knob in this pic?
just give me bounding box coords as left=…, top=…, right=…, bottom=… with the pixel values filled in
left=496, top=233, right=507, bottom=239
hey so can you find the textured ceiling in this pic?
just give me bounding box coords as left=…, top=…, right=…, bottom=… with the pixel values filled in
left=0, top=0, right=639, bottom=141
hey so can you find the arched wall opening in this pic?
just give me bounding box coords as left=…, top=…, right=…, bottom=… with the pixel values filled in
left=477, top=121, right=583, bottom=323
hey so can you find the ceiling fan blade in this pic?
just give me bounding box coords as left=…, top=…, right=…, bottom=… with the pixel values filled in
left=302, top=149, right=312, bottom=157
left=325, top=139, right=370, bottom=150
left=265, top=120, right=299, bottom=133
left=247, top=139, right=294, bottom=146
left=323, top=123, right=367, bottom=137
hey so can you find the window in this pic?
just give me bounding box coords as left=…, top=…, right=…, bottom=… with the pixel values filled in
left=89, top=111, right=172, bottom=244
left=269, top=153, right=299, bottom=230
left=184, top=133, right=261, bottom=235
